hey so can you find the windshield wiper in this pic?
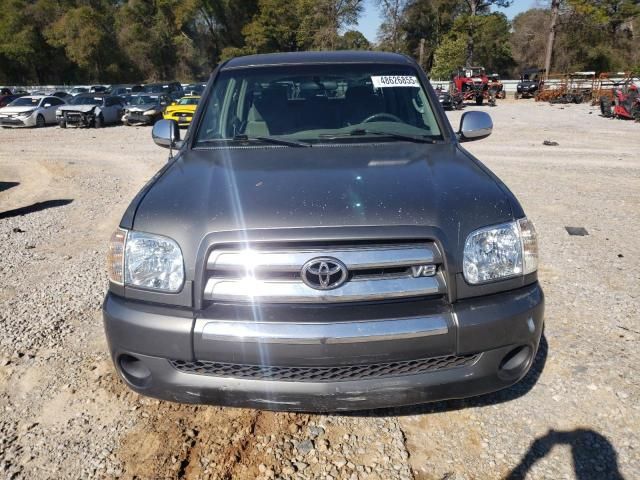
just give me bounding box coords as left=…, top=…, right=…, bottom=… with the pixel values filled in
left=232, top=134, right=311, bottom=148
left=320, top=128, right=436, bottom=144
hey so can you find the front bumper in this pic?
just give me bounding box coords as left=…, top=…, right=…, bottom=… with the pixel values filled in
left=0, top=116, right=31, bottom=127
left=103, top=283, right=544, bottom=411
left=122, top=112, right=156, bottom=125
left=163, top=112, right=193, bottom=125
left=57, top=112, right=93, bottom=127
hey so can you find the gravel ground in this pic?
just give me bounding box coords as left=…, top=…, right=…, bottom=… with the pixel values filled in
left=0, top=101, right=638, bottom=480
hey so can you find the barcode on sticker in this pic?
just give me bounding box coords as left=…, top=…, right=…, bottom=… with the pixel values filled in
left=371, top=76, right=419, bottom=88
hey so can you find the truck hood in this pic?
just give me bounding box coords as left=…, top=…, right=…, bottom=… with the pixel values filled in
left=57, top=105, right=97, bottom=113
left=131, top=143, right=516, bottom=274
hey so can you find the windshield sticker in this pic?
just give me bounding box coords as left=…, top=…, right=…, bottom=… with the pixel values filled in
left=371, top=76, right=419, bottom=88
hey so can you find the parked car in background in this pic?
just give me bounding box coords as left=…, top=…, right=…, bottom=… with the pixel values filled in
left=0, top=88, right=12, bottom=95
left=69, top=86, right=89, bottom=96
left=516, top=68, right=545, bottom=99
left=108, top=84, right=134, bottom=96
left=162, top=96, right=200, bottom=126
left=131, top=84, right=145, bottom=93
left=118, top=93, right=134, bottom=105
left=183, top=83, right=205, bottom=96
left=121, top=94, right=170, bottom=125
left=435, top=82, right=463, bottom=110
left=0, top=95, right=66, bottom=127
left=0, top=93, right=26, bottom=108
left=143, top=82, right=183, bottom=98
left=52, top=91, right=72, bottom=100
left=90, top=85, right=108, bottom=93
left=56, top=93, right=125, bottom=128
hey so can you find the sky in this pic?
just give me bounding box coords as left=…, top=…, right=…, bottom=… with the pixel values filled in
left=356, top=0, right=539, bottom=42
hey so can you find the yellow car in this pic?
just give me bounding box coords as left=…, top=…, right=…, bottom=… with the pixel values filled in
left=163, top=96, right=200, bottom=126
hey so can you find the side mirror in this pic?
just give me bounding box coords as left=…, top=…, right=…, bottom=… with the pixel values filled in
left=458, top=111, right=492, bottom=142
left=152, top=119, right=180, bottom=148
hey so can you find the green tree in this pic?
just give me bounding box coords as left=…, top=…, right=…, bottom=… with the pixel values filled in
left=196, top=0, right=258, bottom=66
left=338, top=29, right=371, bottom=49
left=401, top=0, right=462, bottom=70
left=432, top=12, right=513, bottom=76
left=509, top=9, right=550, bottom=75
left=0, top=0, right=72, bottom=84
left=461, top=0, right=511, bottom=64
left=431, top=35, right=466, bottom=79
left=116, top=0, right=199, bottom=81
left=240, top=0, right=303, bottom=54
left=298, top=0, right=364, bottom=49
left=235, top=0, right=364, bottom=55
left=377, top=0, right=409, bottom=52
left=47, top=3, right=126, bottom=82
left=568, top=0, right=640, bottom=40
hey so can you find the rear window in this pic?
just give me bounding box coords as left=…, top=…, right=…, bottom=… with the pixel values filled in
left=195, top=63, right=442, bottom=146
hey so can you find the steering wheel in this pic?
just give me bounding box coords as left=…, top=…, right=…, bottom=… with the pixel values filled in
left=362, top=112, right=403, bottom=123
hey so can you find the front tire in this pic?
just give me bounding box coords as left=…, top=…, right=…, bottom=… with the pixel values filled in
left=476, top=96, right=484, bottom=106
left=94, top=114, right=103, bottom=128
left=600, top=97, right=612, bottom=117
left=59, top=120, right=67, bottom=128
left=35, top=114, right=45, bottom=128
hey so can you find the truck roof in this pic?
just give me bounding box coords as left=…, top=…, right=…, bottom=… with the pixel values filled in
left=222, top=51, right=414, bottom=70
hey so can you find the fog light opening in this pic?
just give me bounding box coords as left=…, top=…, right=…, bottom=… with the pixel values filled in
left=498, top=345, right=532, bottom=379
left=118, top=354, right=152, bottom=388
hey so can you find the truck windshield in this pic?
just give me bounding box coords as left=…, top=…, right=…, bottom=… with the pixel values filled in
left=195, top=63, right=442, bottom=146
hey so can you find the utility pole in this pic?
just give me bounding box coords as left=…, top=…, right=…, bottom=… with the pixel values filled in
left=419, top=38, right=425, bottom=71
left=544, top=0, right=560, bottom=80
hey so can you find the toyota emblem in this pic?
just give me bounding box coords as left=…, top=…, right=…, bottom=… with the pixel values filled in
left=301, top=257, right=348, bottom=290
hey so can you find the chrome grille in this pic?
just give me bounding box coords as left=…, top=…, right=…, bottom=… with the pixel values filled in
left=203, top=242, right=446, bottom=303
left=170, top=354, right=479, bottom=382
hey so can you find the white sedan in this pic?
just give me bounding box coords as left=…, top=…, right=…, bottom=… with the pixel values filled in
left=0, top=95, right=67, bottom=128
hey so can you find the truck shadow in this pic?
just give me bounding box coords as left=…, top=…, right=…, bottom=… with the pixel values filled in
left=0, top=199, right=73, bottom=220
left=0, top=181, right=19, bottom=193
left=504, top=428, right=625, bottom=480
left=351, top=333, right=548, bottom=418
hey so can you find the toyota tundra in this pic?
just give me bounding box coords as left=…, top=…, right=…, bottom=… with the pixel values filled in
left=103, top=51, right=544, bottom=411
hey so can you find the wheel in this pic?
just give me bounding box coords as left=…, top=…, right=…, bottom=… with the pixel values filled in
left=600, top=97, right=612, bottom=117
left=35, top=114, right=45, bottom=128
left=514, top=92, right=519, bottom=100
left=59, top=120, right=67, bottom=128
left=94, top=114, right=103, bottom=128
left=475, top=96, right=484, bottom=106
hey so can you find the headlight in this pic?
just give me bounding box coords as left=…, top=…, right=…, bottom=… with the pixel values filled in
left=107, top=229, right=184, bottom=292
left=463, top=218, right=538, bottom=284
left=143, top=109, right=157, bottom=116
left=56, top=110, right=62, bottom=116
left=18, top=110, right=35, bottom=117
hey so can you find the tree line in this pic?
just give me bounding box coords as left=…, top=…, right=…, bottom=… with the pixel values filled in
left=1, top=0, right=638, bottom=85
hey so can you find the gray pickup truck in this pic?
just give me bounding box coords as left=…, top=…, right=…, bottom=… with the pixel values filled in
left=103, top=51, right=544, bottom=412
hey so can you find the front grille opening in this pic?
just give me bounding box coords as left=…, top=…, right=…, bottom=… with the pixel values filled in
left=203, top=239, right=446, bottom=304
left=210, top=266, right=418, bottom=281
left=170, top=354, right=479, bottom=382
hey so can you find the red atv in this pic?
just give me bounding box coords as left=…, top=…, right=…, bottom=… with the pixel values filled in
left=452, top=66, right=490, bottom=105
left=600, top=83, right=640, bottom=121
